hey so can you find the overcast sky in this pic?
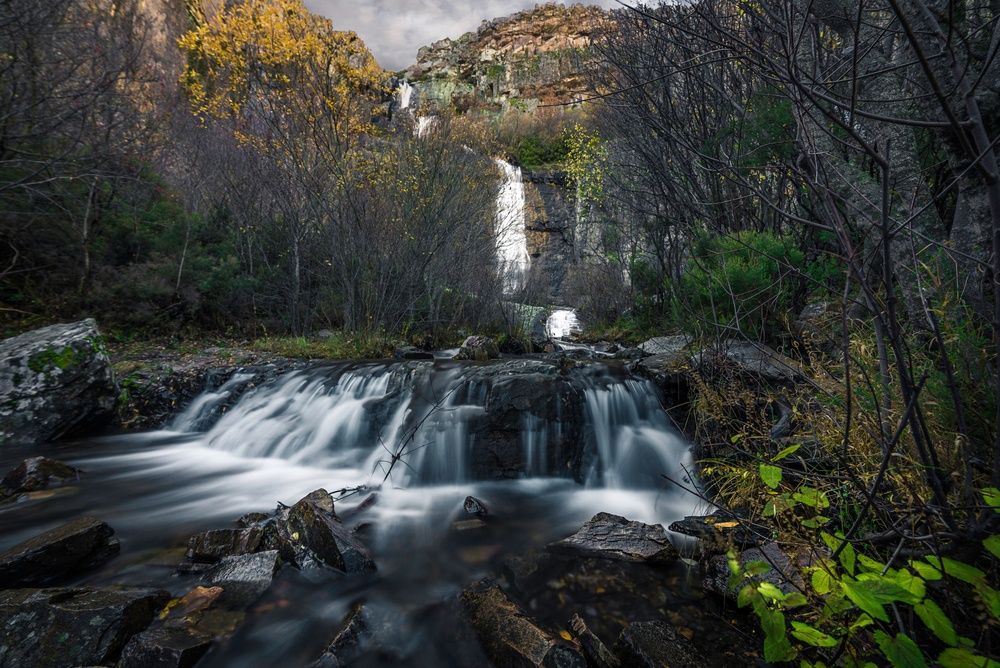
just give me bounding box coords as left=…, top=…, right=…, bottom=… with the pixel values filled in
left=303, top=1, right=624, bottom=71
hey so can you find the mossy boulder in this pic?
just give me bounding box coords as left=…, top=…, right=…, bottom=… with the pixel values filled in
left=0, top=319, right=117, bottom=446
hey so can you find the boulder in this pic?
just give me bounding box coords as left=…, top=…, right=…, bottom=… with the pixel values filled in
left=633, top=353, right=689, bottom=410
left=313, top=602, right=412, bottom=667
left=0, top=586, right=170, bottom=668
left=612, top=621, right=704, bottom=668
left=638, top=335, right=691, bottom=357
left=692, top=341, right=803, bottom=385
left=460, top=578, right=586, bottom=668
left=284, top=495, right=377, bottom=574
left=0, top=456, right=80, bottom=499
left=0, top=517, right=120, bottom=587
left=546, top=513, right=679, bottom=564
left=118, top=627, right=213, bottom=668
left=0, top=319, right=118, bottom=446
left=668, top=512, right=768, bottom=552
left=204, top=550, right=280, bottom=609
left=186, top=528, right=264, bottom=563
left=702, top=542, right=806, bottom=601
left=454, top=336, right=500, bottom=361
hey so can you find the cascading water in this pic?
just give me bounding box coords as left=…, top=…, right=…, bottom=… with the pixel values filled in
left=0, top=358, right=703, bottom=666
left=397, top=80, right=414, bottom=110
left=546, top=308, right=580, bottom=338
left=494, top=158, right=530, bottom=292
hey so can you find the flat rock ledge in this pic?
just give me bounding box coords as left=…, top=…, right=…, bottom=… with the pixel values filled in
left=546, top=512, right=679, bottom=564
left=0, top=517, right=120, bottom=587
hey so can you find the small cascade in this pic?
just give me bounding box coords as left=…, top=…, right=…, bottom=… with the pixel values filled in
left=546, top=308, right=580, bottom=338
left=173, top=359, right=691, bottom=495
left=397, top=81, right=414, bottom=110
left=495, top=158, right=530, bottom=292
left=415, top=115, right=437, bottom=137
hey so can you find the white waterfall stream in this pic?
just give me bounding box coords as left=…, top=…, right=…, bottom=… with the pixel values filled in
left=494, top=158, right=530, bottom=293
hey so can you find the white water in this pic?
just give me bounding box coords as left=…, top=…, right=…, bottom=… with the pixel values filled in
left=398, top=81, right=414, bottom=110
left=546, top=308, right=580, bottom=338
left=495, top=159, right=530, bottom=293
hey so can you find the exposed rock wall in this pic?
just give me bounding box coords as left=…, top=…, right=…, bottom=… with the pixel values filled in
left=524, top=170, right=576, bottom=302
left=403, top=3, right=607, bottom=112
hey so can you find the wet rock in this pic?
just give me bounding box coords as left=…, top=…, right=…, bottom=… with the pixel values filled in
left=204, top=550, right=280, bottom=608
left=395, top=346, right=433, bottom=360
left=638, top=335, right=691, bottom=357
left=612, top=621, right=704, bottom=668
left=612, top=347, right=645, bottom=362
left=186, top=527, right=264, bottom=563
left=454, top=335, right=500, bottom=361
left=118, top=627, right=213, bottom=668
left=0, top=319, right=118, bottom=446
left=0, top=456, right=79, bottom=499
left=314, top=602, right=413, bottom=667
left=546, top=513, right=679, bottom=564
left=460, top=577, right=586, bottom=668
left=703, top=542, right=806, bottom=601
left=285, top=494, right=376, bottom=574
left=0, top=517, right=120, bottom=587
left=464, top=495, right=489, bottom=517
left=668, top=512, right=768, bottom=552
left=692, top=341, right=803, bottom=385
left=569, top=615, right=619, bottom=668
left=634, top=353, right=689, bottom=410
left=0, top=586, right=170, bottom=668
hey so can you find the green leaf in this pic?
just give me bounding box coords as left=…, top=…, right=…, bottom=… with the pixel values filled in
left=760, top=464, right=782, bottom=489
left=895, top=570, right=926, bottom=600
left=744, top=560, right=770, bottom=577
left=874, top=630, right=928, bottom=668
left=909, top=560, right=942, bottom=581
left=841, top=542, right=856, bottom=575
left=773, top=443, right=801, bottom=461
left=764, top=633, right=796, bottom=663
left=850, top=613, right=874, bottom=631
left=856, top=553, right=885, bottom=573
left=938, top=647, right=1000, bottom=668
left=840, top=577, right=889, bottom=622
left=914, top=598, right=957, bottom=646
left=856, top=572, right=922, bottom=605
left=790, top=621, right=839, bottom=647
left=737, top=584, right=756, bottom=608
left=757, top=605, right=786, bottom=640
left=763, top=500, right=776, bottom=517
left=793, top=486, right=830, bottom=509
left=974, top=581, right=1000, bottom=622
left=757, top=581, right=787, bottom=601
left=983, top=535, right=1000, bottom=560
left=982, top=487, right=1000, bottom=510
left=801, top=516, right=830, bottom=529
left=812, top=568, right=835, bottom=595
left=925, top=556, right=985, bottom=584
left=784, top=592, right=808, bottom=607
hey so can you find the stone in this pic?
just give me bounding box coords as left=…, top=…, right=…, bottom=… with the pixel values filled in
left=118, top=627, right=213, bottom=668
left=638, top=335, right=691, bottom=357
left=692, top=341, right=803, bottom=385
left=0, top=319, right=118, bottom=446
left=546, top=513, right=679, bottom=564
left=284, top=494, right=377, bottom=574
left=313, top=602, right=413, bottom=667
left=394, top=346, right=433, bottom=360
left=612, top=621, right=704, bottom=668
left=464, top=495, right=489, bottom=517
left=204, top=550, right=280, bottom=608
left=460, top=578, right=586, bottom=668
left=702, top=542, right=807, bottom=601
left=0, top=456, right=80, bottom=498
left=186, top=527, right=264, bottom=563
left=454, top=335, right=500, bottom=361
left=634, top=353, right=689, bottom=410
left=668, top=512, right=769, bottom=551
left=569, top=615, right=618, bottom=668
left=0, top=586, right=170, bottom=668
left=0, top=517, right=120, bottom=587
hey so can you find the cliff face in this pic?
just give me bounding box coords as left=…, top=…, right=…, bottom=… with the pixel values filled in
left=402, top=3, right=607, bottom=115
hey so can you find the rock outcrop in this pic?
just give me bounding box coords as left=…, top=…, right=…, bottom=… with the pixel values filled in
left=0, top=517, right=120, bottom=587
left=402, top=3, right=607, bottom=114
left=0, top=319, right=118, bottom=446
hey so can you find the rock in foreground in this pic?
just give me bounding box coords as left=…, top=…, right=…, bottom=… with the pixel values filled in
left=546, top=513, right=679, bottom=564
left=0, top=517, right=120, bottom=587
left=0, top=586, right=169, bottom=668
left=0, top=319, right=117, bottom=446
left=461, top=577, right=586, bottom=668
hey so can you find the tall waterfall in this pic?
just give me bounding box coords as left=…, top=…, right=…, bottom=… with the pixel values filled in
left=495, top=159, right=530, bottom=292
left=397, top=81, right=414, bottom=110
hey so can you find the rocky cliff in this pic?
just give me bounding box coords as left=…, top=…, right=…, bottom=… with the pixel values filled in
left=402, top=3, right=607, bottom=115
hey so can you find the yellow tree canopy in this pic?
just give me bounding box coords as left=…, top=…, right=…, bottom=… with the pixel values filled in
left=177, top=0, right=386, bottom=150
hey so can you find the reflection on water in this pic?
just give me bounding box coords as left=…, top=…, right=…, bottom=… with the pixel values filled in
left=0, top=359, right=704, bottom=667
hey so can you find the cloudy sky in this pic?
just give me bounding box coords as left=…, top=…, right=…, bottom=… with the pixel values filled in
left=303, top=1, right=624, bottom=71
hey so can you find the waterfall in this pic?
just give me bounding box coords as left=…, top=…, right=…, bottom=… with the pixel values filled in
left=546, top=309, right=580, bottom=339
left=171, top=360, right=692, bottom=494
left=495, top=158, right=530, bottom=292
left=398, top=81, right=414, bottom=110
